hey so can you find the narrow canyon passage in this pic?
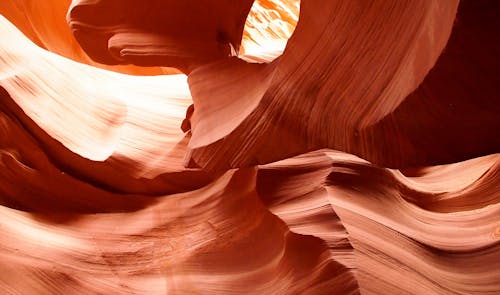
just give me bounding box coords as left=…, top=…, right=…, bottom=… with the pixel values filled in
left=0, top=0, right=498, bottom=294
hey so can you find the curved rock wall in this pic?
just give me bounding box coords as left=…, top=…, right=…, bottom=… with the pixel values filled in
left=0, top=0, right=498, bottom=294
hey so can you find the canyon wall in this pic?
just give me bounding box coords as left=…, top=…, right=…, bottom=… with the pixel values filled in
left=0, top=0, right=498, bottom=294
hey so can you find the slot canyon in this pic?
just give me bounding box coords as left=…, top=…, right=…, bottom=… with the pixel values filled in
left=0, top=0, right=499, bottom=294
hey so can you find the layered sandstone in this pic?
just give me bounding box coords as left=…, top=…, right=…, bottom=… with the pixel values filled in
left=0, top=0, right=498, bottom=294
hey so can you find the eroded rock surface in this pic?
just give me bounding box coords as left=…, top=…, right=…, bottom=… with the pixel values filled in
left=0, top=0, right=499, bottom=294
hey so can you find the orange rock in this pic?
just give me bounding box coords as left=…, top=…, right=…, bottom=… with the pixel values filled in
left=0, top=0, right=498, bottom=294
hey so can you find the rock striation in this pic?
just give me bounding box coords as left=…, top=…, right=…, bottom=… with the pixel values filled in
left=0, top=0, right=498, bottom=294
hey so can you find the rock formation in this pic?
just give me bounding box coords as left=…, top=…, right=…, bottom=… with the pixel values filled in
left=0, top=0, right=498, bottom=294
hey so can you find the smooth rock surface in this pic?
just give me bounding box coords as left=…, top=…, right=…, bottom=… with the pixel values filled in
left=0, top=0, right=498, bottom=294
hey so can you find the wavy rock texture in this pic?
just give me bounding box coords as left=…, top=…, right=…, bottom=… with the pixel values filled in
left=67, top=0, right=256, bottom=72
left=240, top=0, right=299, bottom=62
left=0, top=0, right=173, bottom=75
left=258, top=151, right=500, bottom=294
left=185, top=0, right=500, bottom=171
left=0, top=0, right=499, bottom=294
